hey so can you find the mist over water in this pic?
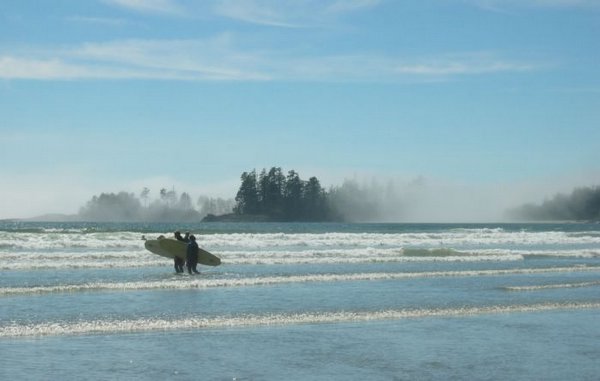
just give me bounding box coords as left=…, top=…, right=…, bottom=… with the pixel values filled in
left=4, top=170, right=598, bottom=223
left=508, top=185, right=600, bottom=221
left=330, top=177, right=517, bottom=222
left=329, top=171, right=600, bottom=223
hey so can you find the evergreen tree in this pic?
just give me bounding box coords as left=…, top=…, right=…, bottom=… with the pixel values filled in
left=264, top=167, right=285, bottom=218
left=510, top=185, right=600, bottom=221
left=233, top=167, right=337, bottom=221
left=304, top=176, right=328, bottom=220
left=257, top=168, right=268, bottom=214
left=234, top=170, right=259, bottom=215
left=284, top=170, right=304, bottom=220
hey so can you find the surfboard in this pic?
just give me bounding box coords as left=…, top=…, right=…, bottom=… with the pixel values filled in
left=144, top=236, right=221, bottom=267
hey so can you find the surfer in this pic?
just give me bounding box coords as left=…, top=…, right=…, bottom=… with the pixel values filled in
left=186, top=235, right=200, bottom=274
left=172, top=231, right=186, bottom=273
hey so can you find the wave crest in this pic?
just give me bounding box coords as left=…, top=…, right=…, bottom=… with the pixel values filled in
left=2, top=302, right=598, bottom=338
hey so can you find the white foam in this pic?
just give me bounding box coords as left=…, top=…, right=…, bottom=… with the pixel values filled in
left=0, top=249, right=524, bottom=271
left=0, top=253, right=166, bottom=271
left=196, top=231, right=600, bottom=249
left=219, top=251, right=524, bottom=265
left=504, top=281, right=600, bottom=291
left=4, top=229, right=600, bottom=253
left=1, top=302, right=598, bottom=338
left=3, top=245, right=600, bottom=270
left=2, top=266, right=598, bottom=296
left=2, top=228, right=600, bottom=270
left=0, top=231, right=145, bottom=251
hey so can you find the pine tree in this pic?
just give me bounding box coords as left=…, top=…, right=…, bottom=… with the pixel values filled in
left=234, top=170, right=259, bottom=215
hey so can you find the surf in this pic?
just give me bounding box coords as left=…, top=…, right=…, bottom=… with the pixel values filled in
left=503, top=280, right=600, bottom=292
left=2, top=302, right=599, bottom=338
left=2, top=265, right=598, bottom=296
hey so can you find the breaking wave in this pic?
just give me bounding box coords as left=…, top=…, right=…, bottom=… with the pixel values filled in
left=2, top=227, right=600, bottom=270
left=2, top=247, right=600, bottom=270
left=1, top=266, right=598, bottom=296
left=504, top=281, right=600, bottom=292
left=1, top=302, right=598, bottom=338
left=3, top=229, right=600, bottom=251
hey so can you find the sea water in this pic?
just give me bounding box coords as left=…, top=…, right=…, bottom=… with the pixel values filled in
left=0, top=222, right=598, bottom=380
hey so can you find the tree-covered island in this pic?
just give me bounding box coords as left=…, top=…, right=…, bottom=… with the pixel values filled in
left=76, top=167, right=380, bottom=222
left=228, top=167, right=334, bottom=222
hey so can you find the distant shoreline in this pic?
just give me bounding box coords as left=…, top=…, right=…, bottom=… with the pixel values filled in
left=2, top=216, right=598, bottom=224
left=201, top=213, right=273, bottom=222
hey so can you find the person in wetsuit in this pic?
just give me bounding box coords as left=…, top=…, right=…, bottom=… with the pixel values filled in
left=186, top=235, right=200, bottom=274
left=173, top=231, right=187, bottom=273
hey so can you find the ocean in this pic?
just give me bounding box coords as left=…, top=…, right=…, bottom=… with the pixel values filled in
left=0, top=221, right=599, bottom=380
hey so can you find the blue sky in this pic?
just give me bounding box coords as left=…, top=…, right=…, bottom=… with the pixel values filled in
left=1, top=0, right=599, bottom=220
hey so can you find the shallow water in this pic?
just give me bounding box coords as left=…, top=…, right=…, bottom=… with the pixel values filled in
left=1, top=222, right=599, bottom=380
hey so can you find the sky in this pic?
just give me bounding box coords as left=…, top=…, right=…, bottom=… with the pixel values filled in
left=1, top=0, right=599, bottom=221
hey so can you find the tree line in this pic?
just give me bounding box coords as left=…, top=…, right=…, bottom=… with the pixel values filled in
left=233, top=167, right=333, bottom=221
left=77, top=167, right=600, bottom=223
left=78, top=188, right=234, bottom=222
left=77, top=168, right=409, bottom=222
left=508, top=186, right=600, bottom=221
left=76, top=167, right=378, bottom=222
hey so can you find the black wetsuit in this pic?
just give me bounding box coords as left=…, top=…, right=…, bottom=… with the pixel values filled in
left=173, top=256, right=185, bottom=273
left=186, top=240, right=200, bottom=274
left=173, top=234, right=187, bottom=273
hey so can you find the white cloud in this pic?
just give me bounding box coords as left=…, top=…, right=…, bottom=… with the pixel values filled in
left=392, top=54, right=537, bottom=76
left=103, top=0, right=184, bottom=15
left=266, top=52, right=539, bottom=82
left=0, top=37, right=270, bottom=81
left=73, top=37, right=271, bottom=80
left=213, top=1, right=307, bottom=28
left=101, top=0, right=382, bottom=25
left=213, top=0, right=381, bottom=27
left=0, top=37, right=541, bottom=82
left=325, top=0, right=382, bottom=14
left=0, top=56, right=84, bottom=80
left=67, top=15, right=131, bottom=27
left=469, top=0, right=600, bottom=11
left=0, top=56, right=159, bottom=80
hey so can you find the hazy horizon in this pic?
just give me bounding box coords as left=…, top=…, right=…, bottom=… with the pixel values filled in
left=5, top=171, right=600, bottom=223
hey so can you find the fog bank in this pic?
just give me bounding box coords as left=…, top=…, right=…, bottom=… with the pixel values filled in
left=327, top=173, right=600, bottom=222
left=3, top=169, right=599, bottom=222
left=508, top=185, right=600, bottom=221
